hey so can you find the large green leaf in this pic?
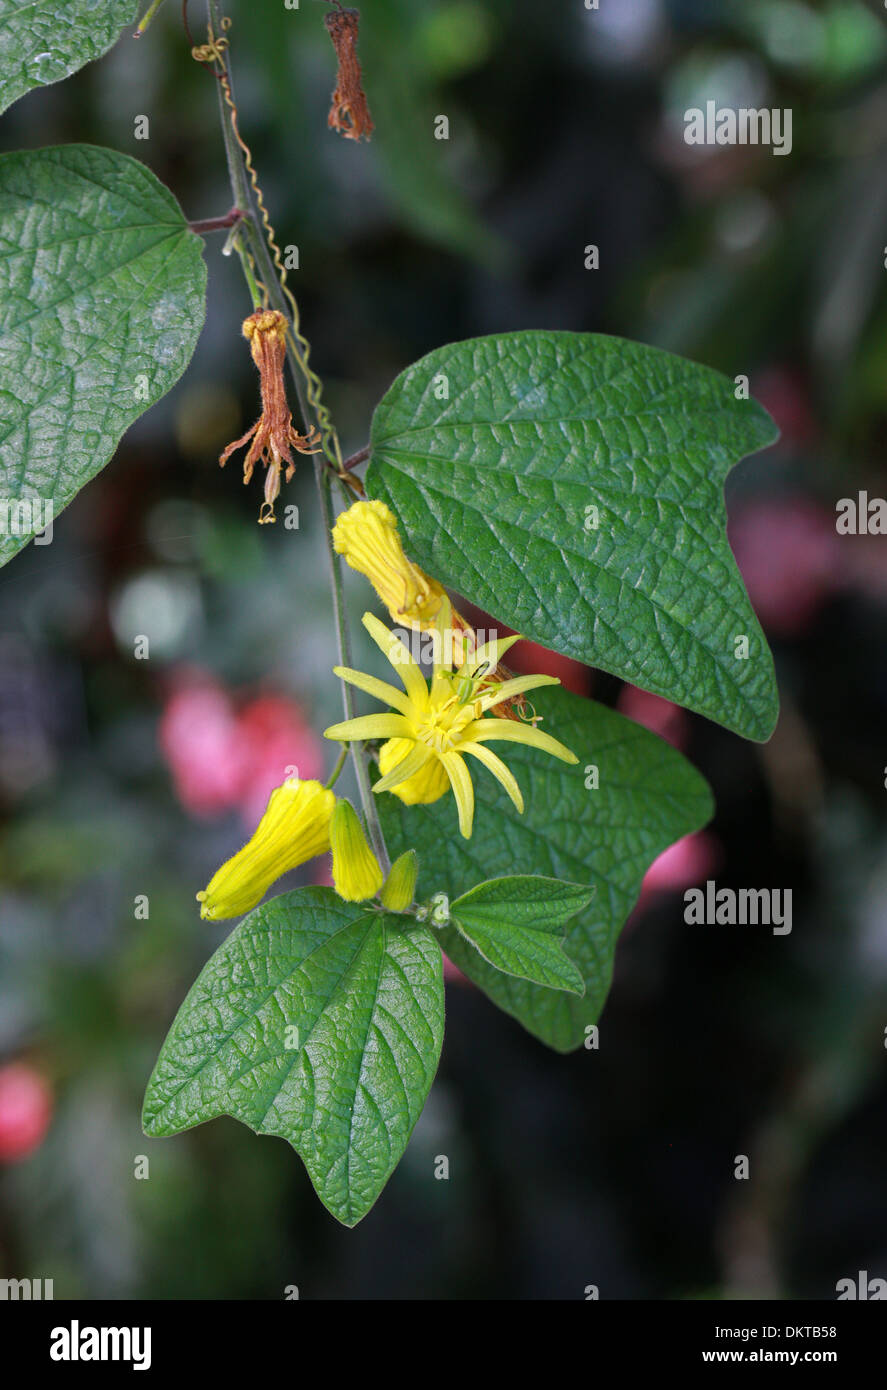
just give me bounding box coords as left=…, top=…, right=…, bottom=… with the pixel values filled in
left=447, top=875, right=590, bottom=993
left=380, top=686, right=713, bottom=1052
left=142, top=888, right=444, bottom=1227
left=0, top=144, right=206, bottom=567
left=0, top=1, right=138, bottom=116
left=366, top=330, right=779, bottom=742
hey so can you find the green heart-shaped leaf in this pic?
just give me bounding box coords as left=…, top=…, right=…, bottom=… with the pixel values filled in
left=0, top=144, right=206, bottom=568
left=0, top=1, right=138, bottom=116
left=143, top=888, right=444, bottom=1226
left=366, top=330, right=779, bottom=741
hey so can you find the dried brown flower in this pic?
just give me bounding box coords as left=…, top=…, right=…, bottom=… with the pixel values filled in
left=324, top=5, right=374, bottom=142
left=220, top=309, right=321, bottom=524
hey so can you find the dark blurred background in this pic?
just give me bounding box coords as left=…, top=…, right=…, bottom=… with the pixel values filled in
left=1, top=0, right=886, bottom=1299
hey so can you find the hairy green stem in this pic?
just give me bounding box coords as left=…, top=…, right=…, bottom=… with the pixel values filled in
left=315, top=469, right=390, bottom=869
left=324, top=744, right=348, bottom=791
left=134, top=0, right=167, bottom=36
left=207, top=0, right=389, bottom=871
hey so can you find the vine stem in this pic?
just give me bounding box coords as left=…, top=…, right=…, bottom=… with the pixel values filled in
left=206, top=0, right=389, bottom=871
left=188, top=207, right=243, bottom=234
left=341, top=444, right=370, bottom=471
left=315, top=468, right=390, bottom=869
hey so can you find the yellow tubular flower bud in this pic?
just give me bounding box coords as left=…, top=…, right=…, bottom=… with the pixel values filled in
left=196, top=778, right=334, bottom=921
left=332, top=499, right=446, bottom=628
left=380, top=850, right=419, bottom=912
left=330, top=799, right=384, bottom=903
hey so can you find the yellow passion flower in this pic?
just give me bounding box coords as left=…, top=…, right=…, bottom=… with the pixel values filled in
left=324, top=600, right=578, bottom=838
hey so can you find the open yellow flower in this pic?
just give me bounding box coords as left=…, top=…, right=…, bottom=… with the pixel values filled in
left=196, top=777, right=334, bottom=920
left=324, top=601, right=578, bottom=838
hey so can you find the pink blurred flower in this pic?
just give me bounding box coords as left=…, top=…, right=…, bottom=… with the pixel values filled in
left=729, top=497, right=843, bottom=636
left=617, top=685, right=688, bottom=749
left=0, top=1064, right=52, bottom=1162
left=159, top=673, right=324, bottom=828
left=443, top=953, right=470, bottom=987
left=507, top=639, right=589, bottom=696
left=159, top=683, right=248, bottom=818
left=642, top=831, right=720, bottom=895
left=844, top=533, right=887, bottom=600
left=313, top=857, right=334, bottom=888
left=235, top=696, right=324, bottom=828
left=753, top=368, right=817, bottom=450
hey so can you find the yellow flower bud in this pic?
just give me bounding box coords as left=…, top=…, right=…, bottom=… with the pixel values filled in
left=196, top=778, right=334, bottom=921
left=380, top=850, right=419, bottom=912
left=330, top=799, right=384, bottom=902
left=332, top=499, right=446, bottom=628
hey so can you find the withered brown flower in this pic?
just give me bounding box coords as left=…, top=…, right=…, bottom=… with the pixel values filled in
left=324, top=5, right=374, bottom=142
left=220, top=309, right=321, bottom=524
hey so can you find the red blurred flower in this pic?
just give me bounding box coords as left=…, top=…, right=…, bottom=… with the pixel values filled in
left=0, top=1064, right=52, bottom=1162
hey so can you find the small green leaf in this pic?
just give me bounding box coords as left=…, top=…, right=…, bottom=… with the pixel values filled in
left=380, top=686, right=713, bottom=1051
left=0, top=144, right=206, bottom=568
left=142, top=888, right=444, bottom=1226
left=366, top=330, right=780, bottom=741
left=0, top=1, right=138, bottom=116
left=448, top=875, right=590, bottom=993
